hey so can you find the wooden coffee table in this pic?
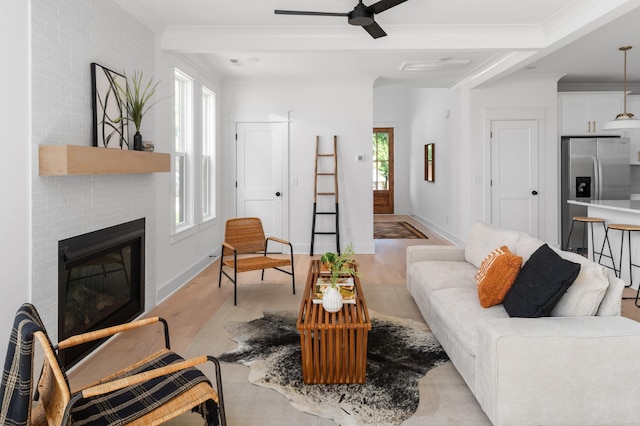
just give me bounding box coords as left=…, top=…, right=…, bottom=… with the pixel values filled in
left=296, top=259, right=371, bottom=384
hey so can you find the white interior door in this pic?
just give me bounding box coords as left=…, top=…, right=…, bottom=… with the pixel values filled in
left=490, top=120, right=539, bottom=236
left=236, top=122, right=285, bottom=238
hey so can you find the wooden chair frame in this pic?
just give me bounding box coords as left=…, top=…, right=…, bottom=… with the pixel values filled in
left=32, top=317, right=226, bottom=426
left=218, top=217, right=295, bottom=305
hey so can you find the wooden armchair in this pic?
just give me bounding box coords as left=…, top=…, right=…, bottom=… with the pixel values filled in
left=218, top=217, right=295, bottom=305
left=0, top=303, right=225, bottom=426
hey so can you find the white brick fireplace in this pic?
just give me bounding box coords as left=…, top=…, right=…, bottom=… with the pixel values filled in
left=30, top=0, right=158, bottom=342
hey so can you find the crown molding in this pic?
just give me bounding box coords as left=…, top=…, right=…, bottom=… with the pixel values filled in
left=161, top=24, right=546, bottom=53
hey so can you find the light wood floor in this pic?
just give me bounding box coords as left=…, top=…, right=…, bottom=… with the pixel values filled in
left=67, top=215, right=640, bottom=389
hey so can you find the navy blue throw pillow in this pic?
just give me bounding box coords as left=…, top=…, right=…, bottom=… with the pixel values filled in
left=503, top=243, right=580, bottom=318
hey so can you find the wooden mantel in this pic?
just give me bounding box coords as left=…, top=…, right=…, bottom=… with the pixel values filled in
left=39, top=145, right=170, bottom=176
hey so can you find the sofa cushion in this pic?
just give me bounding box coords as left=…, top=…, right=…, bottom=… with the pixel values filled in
left=550, top=248, right=610, bottom=316
left=512, top=232, right=545, bottom=263
left=475, top=246, right=523, bottom=308
left=465, top=221, right=521, bottom=269
left=503, top=244, right=581, bottom=318
left=408, top=260, right=477, bottom=297
left=429, top=287, right=509, bottom=356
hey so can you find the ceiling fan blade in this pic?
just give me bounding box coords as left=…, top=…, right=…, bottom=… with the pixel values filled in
left=368, top=0, right=408, bottom=14
left=363, top=21, right=387, bottom=39
left=274, top=10, right=348, bottom=17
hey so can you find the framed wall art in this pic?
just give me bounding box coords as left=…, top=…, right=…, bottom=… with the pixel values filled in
left=425, top=143, right=435, bottom=182
left=91, top=63, right=128, bottom=149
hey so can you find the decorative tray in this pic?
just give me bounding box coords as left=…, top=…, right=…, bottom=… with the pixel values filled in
left=312, top=277, right=356, bottom=304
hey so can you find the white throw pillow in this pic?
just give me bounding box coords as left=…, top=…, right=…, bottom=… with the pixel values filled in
left=465, top=221, right=521, bottom=269
left=512, top=233, right=545, bottom=263
left=597, top=272, right=624, bottom=316
left=550, top=248, right=609, bottom=316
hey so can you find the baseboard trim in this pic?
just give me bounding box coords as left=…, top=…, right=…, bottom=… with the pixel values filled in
left=409, top=214, right=463, bottom=245
left=156, top=246, right=222, bottom=303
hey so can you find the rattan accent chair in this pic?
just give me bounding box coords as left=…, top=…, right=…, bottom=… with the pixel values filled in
left=0, top=303, right=226, bottom=426
left=218, top=217, right=295, bottom=305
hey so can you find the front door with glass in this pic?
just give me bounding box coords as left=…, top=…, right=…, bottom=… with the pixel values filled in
left=373, top=128, right=394, bottom=214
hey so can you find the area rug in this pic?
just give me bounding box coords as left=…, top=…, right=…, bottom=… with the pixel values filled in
left=217, top=310, right=449, bottom=426
left=374, top=221, right=428, bottom=239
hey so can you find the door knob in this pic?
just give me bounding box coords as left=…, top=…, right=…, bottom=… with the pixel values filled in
left=275, top=192, right=281, bottom=197
left=532, top=190, right=538, bottom=195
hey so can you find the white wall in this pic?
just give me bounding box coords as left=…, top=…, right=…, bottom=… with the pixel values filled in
left=153, top=54, right=225, bottom=301
left=407, top=89, right=459, bottom=240
left=373, top=77, right=560, bottom=246
left=223, top=77, right=375, bottom=254
left=0, top=0, right=31, bottom=352
left=469, top=76, right=560, bottom=245
left=373, top=87, right=462, bottom=243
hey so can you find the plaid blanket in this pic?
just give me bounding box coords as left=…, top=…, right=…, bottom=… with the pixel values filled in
left=0, top=304, right=219, bottom=425
left=0, top=304, right=54, bottom=426
left=71, top=350, right=219, bottom=425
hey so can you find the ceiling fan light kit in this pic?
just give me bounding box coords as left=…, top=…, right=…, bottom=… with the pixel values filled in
left=603, top=46, right=640, bottom=130
left=275, top=0, right=408, bottom=39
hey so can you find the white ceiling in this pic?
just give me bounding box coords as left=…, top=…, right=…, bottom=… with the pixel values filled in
left=114, top=0, right=640, bottom=89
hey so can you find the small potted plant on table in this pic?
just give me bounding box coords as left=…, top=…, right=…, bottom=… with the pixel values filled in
left=319, top=243, right=361, bottom=311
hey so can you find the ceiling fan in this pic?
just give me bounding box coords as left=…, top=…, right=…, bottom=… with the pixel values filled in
left=274, top=0, right=408, bottom=39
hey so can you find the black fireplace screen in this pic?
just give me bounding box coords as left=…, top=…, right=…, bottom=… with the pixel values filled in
left=58, top=218, right=145, bottom=368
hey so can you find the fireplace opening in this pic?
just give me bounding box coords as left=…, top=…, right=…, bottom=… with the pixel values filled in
left=58, top=218, right=145, bottom=368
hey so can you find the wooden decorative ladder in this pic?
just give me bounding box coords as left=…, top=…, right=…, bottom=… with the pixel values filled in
left=310, top=135, right=340, bottom=256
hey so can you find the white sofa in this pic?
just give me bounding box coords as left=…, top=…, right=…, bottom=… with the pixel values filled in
left=407, top=221, right=640, bottom=426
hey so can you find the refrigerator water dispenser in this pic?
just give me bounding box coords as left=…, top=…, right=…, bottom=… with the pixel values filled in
left=576, top=176, right=591, bottom=198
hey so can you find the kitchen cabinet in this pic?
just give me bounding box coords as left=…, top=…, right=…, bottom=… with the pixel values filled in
left=559, top=92, right=622, bottom=135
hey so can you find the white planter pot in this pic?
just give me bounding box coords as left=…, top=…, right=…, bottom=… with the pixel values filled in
left=322, top=286, right=343, bottom=312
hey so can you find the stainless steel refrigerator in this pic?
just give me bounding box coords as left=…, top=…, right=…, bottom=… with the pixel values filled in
left=561, top=136, right=630, bottom=250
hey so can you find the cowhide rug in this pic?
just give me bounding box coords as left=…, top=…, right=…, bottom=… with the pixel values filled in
left=217, top=310, right=449, bottom=426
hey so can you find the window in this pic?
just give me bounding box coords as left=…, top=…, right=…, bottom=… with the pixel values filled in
left=201, top=87, right=216, bottom=220
left=174, top=69, right=193, bottom=230
left=173, top=67, right=217, bottom=237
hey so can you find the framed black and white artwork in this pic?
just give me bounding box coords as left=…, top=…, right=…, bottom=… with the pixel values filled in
left=91, top=63, right=128, bottom=149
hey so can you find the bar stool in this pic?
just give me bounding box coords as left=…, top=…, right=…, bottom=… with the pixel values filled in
left=602, top=223, right=640, bottom=307
left=564, top=217, right=614, bottom=265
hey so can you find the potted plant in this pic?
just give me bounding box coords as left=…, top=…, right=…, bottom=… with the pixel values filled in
left=319, top=244, right=361, bottom=312
left=320, top=243, right=361, bottom=287
left=116, top=70, right=160, bottom=150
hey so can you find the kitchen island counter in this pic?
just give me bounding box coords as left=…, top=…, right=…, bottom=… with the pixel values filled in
left=567, top=199, right=640, bottom=288
left=568, top=199, right=640, bottom=214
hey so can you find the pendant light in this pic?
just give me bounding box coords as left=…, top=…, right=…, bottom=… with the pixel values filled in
left=603, top=46, right=640, bottom=130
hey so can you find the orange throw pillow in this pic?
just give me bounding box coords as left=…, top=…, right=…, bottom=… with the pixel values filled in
left=475, top=245, right=523, bottom=308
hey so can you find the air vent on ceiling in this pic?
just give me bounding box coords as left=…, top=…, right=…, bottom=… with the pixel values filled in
left=400, top=59, right=470, bottom=72
left=230, top=58, right=244, bottom=67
